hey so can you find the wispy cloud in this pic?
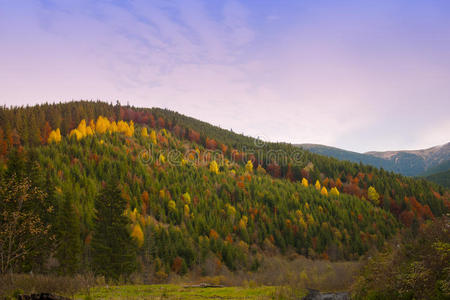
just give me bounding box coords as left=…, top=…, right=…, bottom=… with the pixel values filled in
left=0, top=0, right=449, bottom=152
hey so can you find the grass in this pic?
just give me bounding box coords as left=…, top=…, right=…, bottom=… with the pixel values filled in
left=75, top=284, right=302, bottom=299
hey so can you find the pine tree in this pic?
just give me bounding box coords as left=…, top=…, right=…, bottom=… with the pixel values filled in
left=56, top=196, right=82, bottom=275
left=91, top=180, right=137, bottom=281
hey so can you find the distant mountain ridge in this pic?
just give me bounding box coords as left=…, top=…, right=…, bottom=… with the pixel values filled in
left=297, top=142, right=450, bottom=179
left=366, top=143, right=450, bottom=174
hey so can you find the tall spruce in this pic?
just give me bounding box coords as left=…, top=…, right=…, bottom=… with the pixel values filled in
left=91, top=180, right=136, bottom=281
left=56, top=195, right=81, bottom=275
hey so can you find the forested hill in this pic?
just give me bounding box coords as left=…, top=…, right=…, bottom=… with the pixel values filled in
left=0, top=101, right=448, bottom=280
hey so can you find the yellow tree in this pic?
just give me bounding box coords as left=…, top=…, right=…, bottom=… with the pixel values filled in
left=184, top=205, right=190, bottom=218
left=47, top=128, right=62, bottom=143
left=182, top=192, right=191, bottom=204
left=69, top=129, right=83, bottom=141
left=150, top=130, right=157, bottom=144
left=95, top=116, right=110, bottom=134
left=131, top=224, right=144, bottom=247
left=302, top=178, right=309, bottom=187
left=108, top=121, right=118, bottom=133
left=168, top=200, right=176, bottom=211
left=239, top=216, right=248, bottom=230
left=321, top=187, right=328, bottom=196
left=89, top=119, right=96, bottom=131
left=128, top=121, right=135, bottom=137
left=245, top=160, right=253, bottom=173
left=315, top=180, right=321, bottom=190
left=141, top=127, right=148, bottom=137
left=330, top=187, right=340, bottom=197
left=86, top=126, right=94, bottom=136
left=210, top=161, right=219, bottom=174
left=79, top=120, right=88, bottom=136
left=368, top=186, right=380, bottom=205
left=226, top=204, right=236, bottom=217
left=117, top=120, right=131, bottom=136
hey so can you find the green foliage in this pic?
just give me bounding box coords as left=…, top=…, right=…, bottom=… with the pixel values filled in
left=0, top=101, right=447, bottom=279
left=56, top=196, right=82, bottom=275
left=352, top=217, right=450, bottom=300
left=0, top=175, right=51, bottom=274
left=424, top=169, right=450, bottom=188
left=91, top=180, right=137, bottom=281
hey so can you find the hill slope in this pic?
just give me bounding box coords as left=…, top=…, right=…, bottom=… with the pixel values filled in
left=0, top=101, right=448, bottom=280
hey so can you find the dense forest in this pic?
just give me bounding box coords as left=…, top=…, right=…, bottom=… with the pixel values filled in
left=0, top=101, right=448, bottom=282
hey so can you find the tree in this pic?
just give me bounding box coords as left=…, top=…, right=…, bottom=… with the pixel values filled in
left=245, top=160, right=253, bottom=173
left=69, top=128, right=83, bottom=141
left=330, top=187, right=340, bottom=197
left=168, top=200, right=176, bottom=211
left=47, top=128, right=62, bottom=143
left=56, top=196, right=82, bottom=275
left=141, top=127, right=148, bottom=137
left=91, top=180, right=137, bottom=281
left=150, top=130, right=157, bottom=144
left=182, top=192, right=191, bottom=204
left=321, top=187, right=328, bottom=196
left=353, top=217, right=450, bottom=300
left=41, top=121, right=52, bottom=145
left=95, top=116, right=110, bottom=134
left=315, top=180, right=321, bottom=190
left=0, top=175, right=50, bottom=274
left=368, top=186, right=380, bottom=205
left=131, top=224, right=144, bottom=247
left=210, top=161, right=219, bottom=174
left=301, top=178, right=308, bottom=187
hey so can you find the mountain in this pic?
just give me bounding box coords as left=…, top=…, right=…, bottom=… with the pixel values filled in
left=298, top=143, right=450, bottom=177
left=298, top=144, right=395, bottom=170
left=0, top=101, right=448, bottom=280
left=366, top=143, right=450, bottom=176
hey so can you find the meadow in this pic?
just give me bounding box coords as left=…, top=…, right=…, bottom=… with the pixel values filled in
left=75, top=284, right=301, bottom=300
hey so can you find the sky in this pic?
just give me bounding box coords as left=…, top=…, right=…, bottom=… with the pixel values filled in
left=1, top=0, right=449, bottom=152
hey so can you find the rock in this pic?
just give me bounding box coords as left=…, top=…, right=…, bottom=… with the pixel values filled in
left=302, top=288, right=350, bottom=300
left=17, top=293, right=70, bottom=300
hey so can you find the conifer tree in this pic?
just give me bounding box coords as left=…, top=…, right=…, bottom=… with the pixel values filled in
left=56, top=196, right=82, bottom=275
left=91, top=180, right=137, bottom=281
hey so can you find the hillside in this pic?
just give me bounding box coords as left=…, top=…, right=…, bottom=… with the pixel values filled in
left=0, top=101, right=448, bottom=282
left=298, top=143, right=450, bottom=177
left=424, top=169, right=450, bottom=188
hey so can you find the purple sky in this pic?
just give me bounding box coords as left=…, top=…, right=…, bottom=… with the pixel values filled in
left=1, top=0, right=449, bottom=152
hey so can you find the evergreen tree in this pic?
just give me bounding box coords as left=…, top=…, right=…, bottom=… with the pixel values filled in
left=56, top=196, right=82, bottom=275
left=91, top=180, right=137, bottom=281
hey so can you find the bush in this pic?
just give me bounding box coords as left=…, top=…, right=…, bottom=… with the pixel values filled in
left=352, top=217, right=450, bottom=300
left=0, top=274, right=94, bottom=298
